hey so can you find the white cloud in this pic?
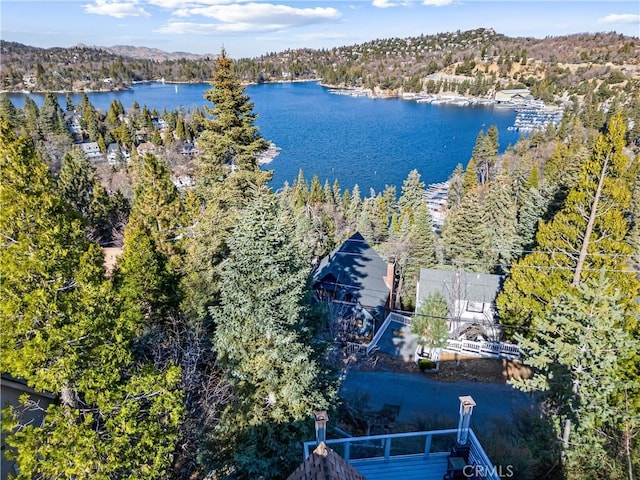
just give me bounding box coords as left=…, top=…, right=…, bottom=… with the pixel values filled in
left=422, top=0, right=453, bottom=6
left=599, top=13, right=640, bottom=25
left=170, top=3, right=341, bottom=27
left=148, top=0, right=235, bottom=8
left=157, top=21, right=277, bottom=33
left=83, top=0, right=150, bottom=18
left=372, top=0, right=409, bottom=8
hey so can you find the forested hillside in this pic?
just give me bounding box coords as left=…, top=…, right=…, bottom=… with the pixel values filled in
left=1, top=37, right=639, bottom=480
left=3, top=28, right=639, bottom=106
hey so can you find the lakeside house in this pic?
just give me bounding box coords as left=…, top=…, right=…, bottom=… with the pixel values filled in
left=493, top=88, right=534, bottom=106
left=311, top=232, right=395, bottom=344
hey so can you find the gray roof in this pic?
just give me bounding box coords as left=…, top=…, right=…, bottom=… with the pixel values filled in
left=417, top=268, right=503, bottom=305
left=312, top=232, right=390, bottom=314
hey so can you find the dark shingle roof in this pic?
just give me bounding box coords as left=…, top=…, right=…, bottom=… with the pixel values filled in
left=286, top=442, right=366, bottom=480
left=312, top=232, right=389, bottom=313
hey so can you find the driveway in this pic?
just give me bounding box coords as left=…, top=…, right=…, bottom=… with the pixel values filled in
left=340, top=370, right=538, bottom=426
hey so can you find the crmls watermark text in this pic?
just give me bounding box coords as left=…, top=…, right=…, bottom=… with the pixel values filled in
left=463, top=464, right=515, bottom=478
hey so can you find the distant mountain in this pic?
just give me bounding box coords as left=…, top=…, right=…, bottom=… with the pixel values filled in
left=85, top=44, right=217, bottom=62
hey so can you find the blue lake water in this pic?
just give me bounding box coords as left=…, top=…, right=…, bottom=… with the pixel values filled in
left=8, top=82, right=521, bottom=193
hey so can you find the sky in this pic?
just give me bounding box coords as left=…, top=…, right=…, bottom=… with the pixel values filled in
left=1, top=0, right=639, bottom=59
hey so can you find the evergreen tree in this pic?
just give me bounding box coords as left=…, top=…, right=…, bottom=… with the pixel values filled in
left=498, top=113, right=639, bottom=334
left=0, top=93, right=19, bottom=129
left=512, top=276, right=639, bottom=480
left=447, top=163, right=464, bottom=208
left=1, top=123, right=88, bottom=392
left=400, top=204, right=438, bottom=309
left=462, top=157, right=479, bottom=193
left=183, top=50, right=272, bottom=321
left=209, top=188, right=335, bottom=478
left=516, top=186, right=547, bottom=252
left=1, top=124, right=183, bottom=479
left=58, top=149, right=98, bottom=219
left=323, top=179, right=334, bottom=205
left=22, top=96, right=40, bottom=138
left=309, top=174, right=325, bottom=204
left=441, top=190, right=492, bottom=272
left=347, top=184, right=362, bottom=223
left=485, top=177, right=519, bottom=273
left=412, top=291, right=449, bottom=355
left=195, top=49, right=269, bottom=194
left=129, top=153, right=185, bottom=255
left=398, top=168, right=425, bottom=219
left=332, top=179, right=342, bottom=207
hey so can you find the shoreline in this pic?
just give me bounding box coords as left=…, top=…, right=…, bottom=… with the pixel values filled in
left=2, top=77, right=323, bottom=95
left=321, top=83, right=498, bottom=107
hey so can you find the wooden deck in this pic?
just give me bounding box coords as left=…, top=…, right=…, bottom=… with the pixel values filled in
left=351, top=452, right=449, bottom=480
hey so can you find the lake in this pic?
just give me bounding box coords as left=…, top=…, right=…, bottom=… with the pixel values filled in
left=8, top=82, right=521, bottom=193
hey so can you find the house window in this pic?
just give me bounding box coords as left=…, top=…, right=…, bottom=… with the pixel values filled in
left=466, top=301, right=484, bottom=313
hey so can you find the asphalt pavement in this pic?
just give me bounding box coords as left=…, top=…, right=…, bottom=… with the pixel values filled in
left=339, top=370, right=539, bottom=426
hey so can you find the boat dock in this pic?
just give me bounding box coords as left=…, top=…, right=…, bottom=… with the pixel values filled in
left=423, top=181, right=449, bottom=230
left=508, top=105, right=564, bottom=133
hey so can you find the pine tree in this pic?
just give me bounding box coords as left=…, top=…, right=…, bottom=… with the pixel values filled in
left=209, top=187, right=335, bottom=478
left=0, top=93, right=19, bottom=129
left=400, top=204, right=438, bottom=309
left=58, top=149, right=98, bottom=219
left=398, top=168, right=425, bottom=219
left=441, top=189, right=492, bottom=272
left=129, top=153, right=184, bottom=250
left=1, top=124, right=184, bottom=479
left=463, top=157, right=479, bottom=193
left=309, top=174, right=325, bottom=204
left=498, top=113, right=639, bottom=334
left=195, top=49, right=269, bottom=194
left=485, top=177, right=519, bottom=273
left=447, top=163, right=464, bottom=208
left=512, top=276, right=639, bottom=480
left=347, top=184, right=362, bottom=223
left=516, top=186, right=547, bottom=252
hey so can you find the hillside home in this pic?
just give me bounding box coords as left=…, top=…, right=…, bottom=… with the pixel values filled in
left=416, top=268, right=504, bottom=342
left=77, top=141, right=103, bottom=161
left=312, top=232, right=394, bottom=342
left=136, top=142, right=158, bottom=157
left=106, top=143, right=130, bottom=165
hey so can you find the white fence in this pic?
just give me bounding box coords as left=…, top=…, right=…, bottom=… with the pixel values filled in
left=357, top=312, right=520, bottom=360
left=445, top=339, right=520, bottom=359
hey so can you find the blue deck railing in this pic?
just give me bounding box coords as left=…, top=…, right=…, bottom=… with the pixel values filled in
left=303, top=428, right=500, bottom=479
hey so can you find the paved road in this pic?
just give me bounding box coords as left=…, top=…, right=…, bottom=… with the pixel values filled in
left=340, top=371, right=538, bottom=426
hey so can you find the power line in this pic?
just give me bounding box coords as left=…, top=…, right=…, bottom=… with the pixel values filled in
left=319, top=250, right=638, bottom=274
left=333, top=236, right=637, bottom=259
